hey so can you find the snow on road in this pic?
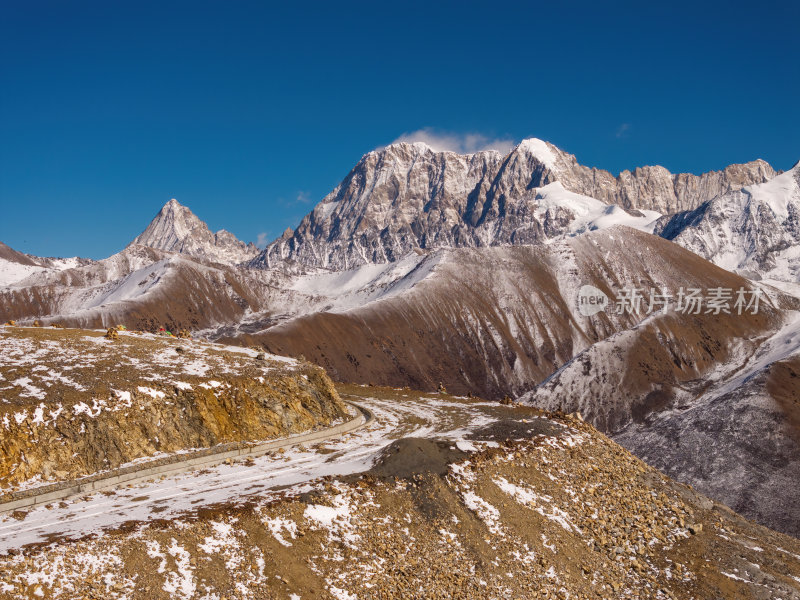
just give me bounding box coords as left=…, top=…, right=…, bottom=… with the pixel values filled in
left=0, top=392, right=512, bottom=553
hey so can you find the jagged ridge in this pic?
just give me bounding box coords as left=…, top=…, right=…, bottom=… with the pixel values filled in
left=256, top=139, right=775, bottom=269
left=131, top=198, right=258, bottom=265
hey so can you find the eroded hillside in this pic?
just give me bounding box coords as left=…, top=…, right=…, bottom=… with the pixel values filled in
left=245, top=228, right=792, bottom=404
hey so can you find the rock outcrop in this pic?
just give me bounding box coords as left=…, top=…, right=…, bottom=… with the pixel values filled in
left=0, top=326, right=347, bottom=490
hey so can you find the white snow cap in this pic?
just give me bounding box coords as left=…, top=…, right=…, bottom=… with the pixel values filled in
left=382, top=140, right=488, bottom=156
left=515, top=138, right=558, bottom=169
left=379, top=137, right=560, bottom=161
left=744, top=164, right=800, bottom=220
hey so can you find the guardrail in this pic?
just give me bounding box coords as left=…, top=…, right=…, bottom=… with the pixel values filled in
left=0, top=402, right=372, bottom=515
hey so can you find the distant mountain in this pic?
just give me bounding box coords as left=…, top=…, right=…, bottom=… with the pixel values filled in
left=0, top=238, right=306, bottom=332
left=0, top=241, right=93, bottom=287
left=655, top=161, right=800, bottom=282
left=130, top=199, right=258, bottom=265
left=255, top=139, right=775, bottom=269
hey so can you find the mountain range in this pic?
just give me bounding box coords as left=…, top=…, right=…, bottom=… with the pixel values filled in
left=1, top=137, right=799, bottom=538
left=256, top=139, right=775, bottom=270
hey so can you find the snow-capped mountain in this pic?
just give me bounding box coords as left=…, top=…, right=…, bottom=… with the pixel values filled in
left=0, top=244, right=286, bottom=331
left=131, top=199, right=258, bottom=265
left=249, top=227, right=790, bottom=400
left=2, top=161, right=799, bottom=538
left=256, top=139, right=775, bottom=269
left=0, top=241, right=94, bottom=287
left=655, top=161, right=800, bottom=282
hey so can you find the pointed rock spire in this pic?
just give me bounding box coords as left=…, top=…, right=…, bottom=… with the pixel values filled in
left=130, top=199, right=258, bottom=264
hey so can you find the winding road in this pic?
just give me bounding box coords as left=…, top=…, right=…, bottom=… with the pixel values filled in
left=0, top=388, right=533, bottom=553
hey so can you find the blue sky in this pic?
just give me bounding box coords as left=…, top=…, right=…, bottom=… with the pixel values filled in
left=1, top=0, right=798, bottom=259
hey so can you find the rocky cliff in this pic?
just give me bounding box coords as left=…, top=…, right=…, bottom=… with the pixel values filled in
left=0, top=326, right=347, bottom=491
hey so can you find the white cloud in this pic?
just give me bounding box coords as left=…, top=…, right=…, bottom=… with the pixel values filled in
left=391, top=128, right=515, bottom=154
left=256, top=232, right=270, bottom=248
left=278, top=191, right=313, bottom=208
left=615, top=123, right=631, bottom=138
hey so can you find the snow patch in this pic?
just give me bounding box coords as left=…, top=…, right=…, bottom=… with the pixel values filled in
left=517, top=138, right=558, bottom=169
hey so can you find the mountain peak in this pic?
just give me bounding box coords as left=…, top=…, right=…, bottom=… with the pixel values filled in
left=256, top=141, right=777, bottom=270
left=514, top=138, right=558, bottom=167
left=376, top=141, right=434, bottom=156
left=130, top=200, right=258, bottom=265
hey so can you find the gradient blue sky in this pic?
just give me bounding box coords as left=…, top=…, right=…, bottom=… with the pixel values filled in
left=1, top=0, right=798, bottom=259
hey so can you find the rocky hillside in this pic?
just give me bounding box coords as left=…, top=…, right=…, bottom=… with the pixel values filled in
left=521, top=280, right=800, bottom=537
left=0, top=325, right=348, bottom=491
left=257, top=139, right=775, bottom=269
left=1, top=407, right=798, bottom=599
left=239, top=227, right=800, bottom=538
left=130, top=199, right=258, bottom=265
left=614, top=319, right=800, bottom=539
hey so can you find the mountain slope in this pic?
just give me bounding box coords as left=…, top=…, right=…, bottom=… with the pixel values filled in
left=521, top=285, right=800, bottom=536
left=241, top=228, right=789, bottom=402
left=0, top=245, right=283, bottom=331
left=616, top=333, right=800, bottom=538
left=257, top=139, right=775, bottom=269
left=656, top=161, right=800, bottom=282
left=130, top=199, right=258, bottom=264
